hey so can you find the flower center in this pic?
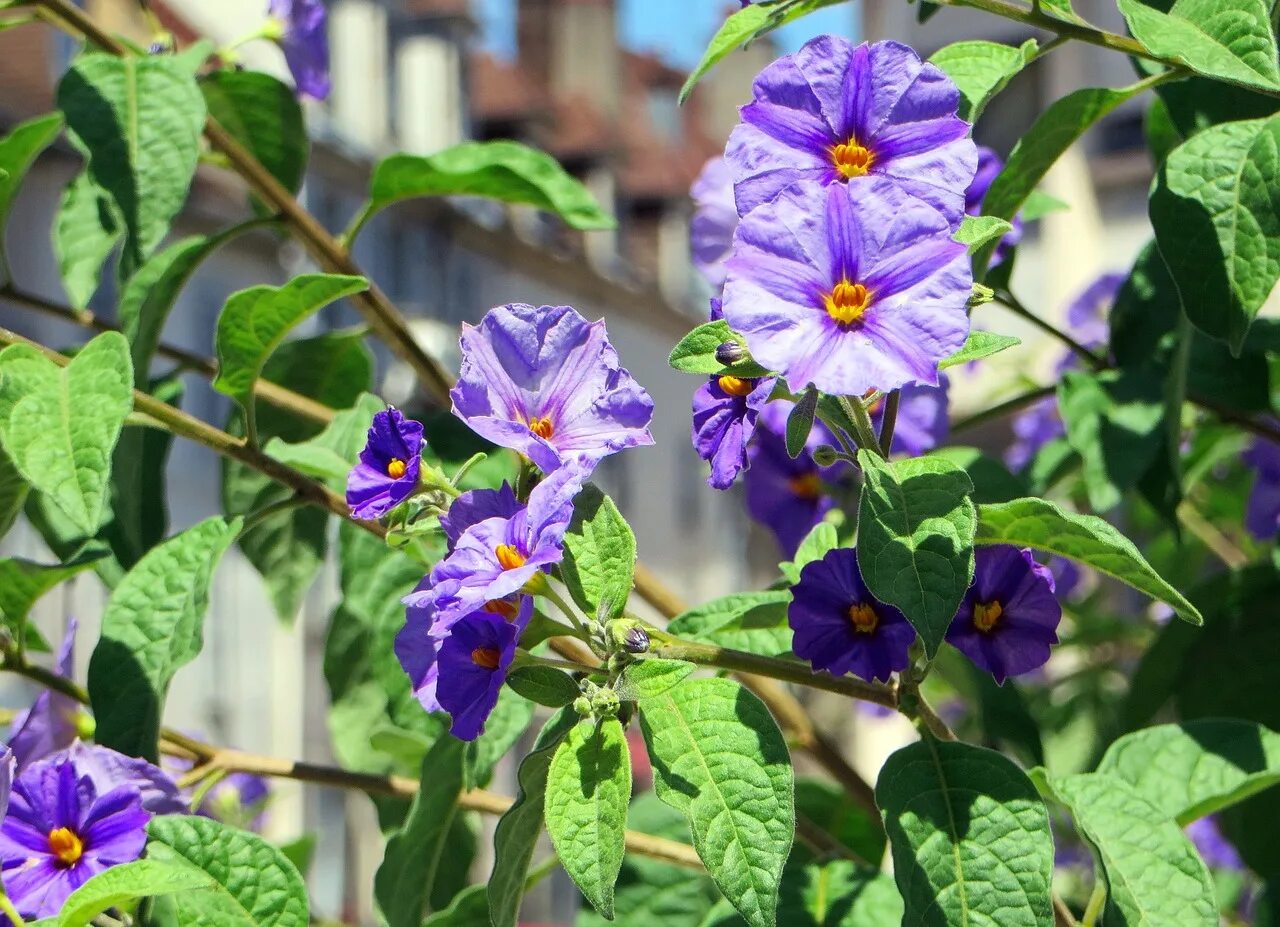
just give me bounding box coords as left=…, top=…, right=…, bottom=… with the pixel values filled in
left=387, top=457, right=407, bottom=479
left=484, top=597, right=520, bottom=621
left=973, top=601, right=1004, bottom=633
left=47, top=827, right=83, bottom=866
left=470, top=647, right=502, bottom=670
left=495, top=544, right=528, bottom=571
left=831, top=138, right=875, bottom=179
left=823, top=279, right=872, bottom=327
left=528, top=416, right=555, bottom=440
left=717, top=375, right=755, bottom=397
left=847, top=602, right=879, bottom=634
left=787, top=472, right=822, bottom=499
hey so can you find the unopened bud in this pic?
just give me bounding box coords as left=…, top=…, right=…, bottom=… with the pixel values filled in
left=715, top=341, right=747, bottom=366
left=812, top=444, right=840, bottom=467
left=967, top=283, right=995, bottom=309
left=623, top=626, right=650, bottom=654
left=591, top=687, right=620, bottom=718
left=572, top=696, right=592, bottom=717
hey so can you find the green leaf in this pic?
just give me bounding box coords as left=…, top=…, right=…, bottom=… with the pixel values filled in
left=0, top=443, right=26, bottom=539
left=57, top=54, right=207, bottom=274
left=366, top=142, right=614, bottom=233
left=546, top=717, right=631, bottom=918
left=927, top=447, right=1028, bottom=505
left=1097, top=720, right=1280, bottom=824
left=489, top=709, right=578, bottom=927
left=973, top=497, right=1202, bottom=624
left=562, top=484, right=635, bottom=623
left=954, top=215, right=1014, bottom=251
left=424, top=885, right=489, bottom=927
left=507, top=665, right=581, bottom=707
left=1021, top=190, right=1070, bottom=221
left=939, top=330, right=1021, bottom=370
left=930, top=39, right=1038, bottom=123
left=1150, top=114, right=1280, bottom=353
left=1058, top=368, right=1166, bottom=512
left=0, top=331, right=133, bottom=535
left=855, top=450, right=976, bottom=657
left=639, top=677, right=794, bottom=927
left=699, top=860, right=903, bottom=927
left=120, top=226, right=261, bottom=386
left=786, top=388, right=818, bottom=459
left=666, top=590, right=793, bottom=656
left=202, top=70, right=307, bottom=195
left=0, top=551, right=104, bottom=629
left=46, top=858, right=217, bottom=927
left=0, top=112, right=63, bottom=262
left=1118, top=0, right=1280, bottom=91
left=146, top=815, right=310, bottom=927
left=264, top=393, right=385, bottom=492
left=1053, top=773, right=1217, bottom=927
left=375, top=736, right=467, bottom=927
left=615, top=658, right=695, bottom=701
left=213, top=274, right=369, bottom=421
left=974, top=81, right=1153, bottom=273
left=668, top=320, right=772, bottom=378
left=88, top=516, right=241, bottom=761
left=780, top=521, right=839, bottom=584
left=877, top=739, right=1055, bottom=927
left=794, top=778, right=888, bottom=866
left=53, top=172, right=121, bottom=310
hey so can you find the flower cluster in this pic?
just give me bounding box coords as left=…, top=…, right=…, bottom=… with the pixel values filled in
left=352, top=304, right=654, bottom=741
left=790, top=544, right=1061, bottom=685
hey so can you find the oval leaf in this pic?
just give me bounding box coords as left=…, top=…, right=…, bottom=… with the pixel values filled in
left=877, top=740, right=1055, bottom=927
left=930, top=39, right=1037, bottom=122
left=939, top=330, right=1021, bottom=370
left=615, top=658, right=695, bottom=701
left=668, top=320, right=772, bottom=378
left=50, top=858, right=216, bottom=927
left=639, top=677, right=794, bottom=927
left=506, top=666, right=581, bottom=708
left=0, top=112, right=65, bottom=268
left=785, top=388, right=818, bottom=459
left=202, top=69, right=307, bottom=195
left=1118, top=0, right=1280, bottom=92
left=666, top=590, right=792, bottom=656
left=54, top=172, right=122, bottom=311
left=561, top=484, right=636, bottom=623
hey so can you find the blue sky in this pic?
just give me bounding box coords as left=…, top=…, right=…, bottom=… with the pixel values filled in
left=474, top=1, right=857, bottom=68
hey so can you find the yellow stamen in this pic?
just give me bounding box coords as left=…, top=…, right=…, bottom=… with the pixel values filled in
left=47, top=827, right=83, bottom=866
left=824, top=278, right=872, bottom=326
left=717, top=375, right=755, bottom=397
left=831, top=138, right=875, bottom=179
left=495, top=544, right=527, bottom=571
left=528, top=416, right=555, bottom=440
left=484, top=598, right=520, bottom=621
left=471, top=647, right=502, bottom=670
left=788, top=473, right=823, bottom=499
left=973, top=601, right=1004, bottom=633
left=387, top=458, right=407, bottom=479
left=847, top=602, right=879, bottom=634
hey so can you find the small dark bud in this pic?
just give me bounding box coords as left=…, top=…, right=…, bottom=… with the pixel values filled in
left=148, top=42, right=168, bottom=55
left=623, top=626, right=650, bottom=654
left=715, top=341, right=747, bottom=365
left=812, top=444, right=840, bottom=467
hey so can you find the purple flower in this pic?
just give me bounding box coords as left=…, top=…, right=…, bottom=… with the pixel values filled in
left=690, top=158, right=738, bottom=290
left=9, top=621, right=80, bottom=771
left=723, top=179, right=971, bottom=397
left=451, top=304, right=655, bottom=477
left=790, top=548, right=916, bottom=683
left=61, top=741, right=186, bottom=816
left=408, top=466, right=584, bottom=628
left=966, top=147, right=1023, bottom=264
left=1063, top=272, right=1125, bottom=358
left=868, top=378, right=949, bottom=457
left=267, top=0, right=331, bottom=100
left=346, top=408, right=425, bottom=521
left=0, top=751, right=150, bottom=918
left=726, top=37, right=977, bottom=223
left=198, top=773, right=270, bottom=831
left=692, top=373, right=776, bottom=489
left=0, top=746, right=13, bottom=821
left=1005, top=396, right=1064, bottom=471
left=946, top=546, right=1062, bottom=684
left=439, top=484, right=521, bottom=551
left=1185, top=817, right=1243, bottom=871
left=1244, top=439, right=1280, bottom=539
left=436, top=604, right=530, bottom=741
left=744, top=402, right=844, bottom=557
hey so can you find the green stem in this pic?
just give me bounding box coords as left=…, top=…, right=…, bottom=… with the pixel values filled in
left=239, top=495, right=307, bottom=536
left=339, top=203, right=377, bottom=250
left=837, top=395, right=883, bottom=457
left=540, top=584, right=591, bottom=640
left=0, top=892, right=26, bottom=927
left=1080, top=880, right=1106, bottom=927
left=878, top=390, right=900, bottom=457
left=951, top=384, right=1056, bottom=434
left=516, top=651, right=595, bottom=674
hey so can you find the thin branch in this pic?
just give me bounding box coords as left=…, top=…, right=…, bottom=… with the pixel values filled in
left=950, top=385, right=1056, bottom=434
left=995, top=290, right=1106, bottom=371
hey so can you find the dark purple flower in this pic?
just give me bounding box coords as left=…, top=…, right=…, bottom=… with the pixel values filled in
left=9, top=621, right=81, bottom=771
left=435, top=603, right=530, bottom=741
left=346, top=408, right=425, bottom=521
left=690, top=158, right=738, bottom=290
left=692, top=373, right=776, bottom=489
left=0, top=752, right=150, bottom=918
left=966, top=146, right=1023, bottom=264
left=723, top=179, right=971, bottom=396
left=1185, top=817, right=1243, bottom=871
left=867, top=378, right=949, bottom=457
left=62, top=741, right=185, bottom=816
left=407, top=466, right=585, bottom=629
left=439, top=484, right=521, bottom=551
left=395, top=576, right=457, bottom=714
left=451, top=304, right=654, bottom=477
left=726, top=37, right=977, bottom=223
left=790, top=547, right=916, bottom=683
left=267, top=0, right=330, bottom=100
left=1004, top=396, right=1064, bottom=471
left=946, top=546, right=1062, bottom=684
left=744, top=402, right=844, bottom=557
left=1244, top=439, right=1280, bottom=539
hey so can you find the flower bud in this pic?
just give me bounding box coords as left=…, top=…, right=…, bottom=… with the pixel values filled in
left=591, top=687, right=621, bottom=718
left=812, top=444, right=840, bottom=467
left=715, top=341, right=747, bottom=365
left=623, top=626, right=650, bottom=654
left=572, top=696, right=592, bottom=717
left=967, top=283, right=995, bottom=309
